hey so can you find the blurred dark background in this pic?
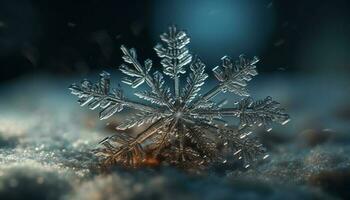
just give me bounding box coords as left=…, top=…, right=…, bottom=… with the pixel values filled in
left=1, top=1, right=350, bottom=199
left=1, top=0, right=350, bottom=83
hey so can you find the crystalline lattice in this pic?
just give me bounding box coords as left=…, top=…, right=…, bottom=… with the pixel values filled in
left=69, top=26, right=289, bottom=168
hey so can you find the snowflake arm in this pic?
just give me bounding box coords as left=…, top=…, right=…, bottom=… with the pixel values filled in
left=154, top=25, right=192, bottom=98
left=101, top=118, right=167, bottom=166
left=69, top=71, right=157, bottom=119
left=192, top=97, right=290, bottom=130
left=152, top=118, right=178, bottom=157
left=120, top=46, right=174, bottom=109
left=134, top=71, right=174, bottom=108
left=182, top=120, right=267, bottom=167
left=116, top=111, right=168, bottom=130
left=190, top=55, right=258, bottom=110
left=219, top=128, right=267, bottom=168
left=185, top=125, right=220, bottom=162
left=180, top=57, right=208, bottom=108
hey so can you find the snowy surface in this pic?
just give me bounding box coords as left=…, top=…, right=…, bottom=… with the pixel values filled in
left=0, top=74, right=349, bottom=200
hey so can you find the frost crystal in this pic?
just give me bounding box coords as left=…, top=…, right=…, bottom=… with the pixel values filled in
left=69, top=26, right=289, bottom=169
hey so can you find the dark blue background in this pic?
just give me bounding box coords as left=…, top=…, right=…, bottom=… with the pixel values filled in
left=0, top=0, right=349, bottom=82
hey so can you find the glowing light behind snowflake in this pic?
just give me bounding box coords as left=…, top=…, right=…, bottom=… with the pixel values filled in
left=151, top=0, right=275, bottom=59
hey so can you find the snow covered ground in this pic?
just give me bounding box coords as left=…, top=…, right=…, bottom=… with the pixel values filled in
left=0, top=73, right=349, bottom=200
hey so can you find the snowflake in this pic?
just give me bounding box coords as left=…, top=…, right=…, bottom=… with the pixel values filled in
left=69, top=26, right=290, bottom=169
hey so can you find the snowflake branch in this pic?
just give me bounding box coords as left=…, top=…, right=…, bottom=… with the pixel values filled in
left=178, top=122, right=186, bottom=161
left=180, top=57, right=208, bottom=108
left=218, top=128, right=267, bottom=167
left=154, top=25, right=192, bottom=99
left=69, top=72, right=156, bottom=119
left=116, top=111, right=168, bottom=130
left=109, top=118, right=168, bottom=160
left=153, top=118, right=178, bottom=157
left=134, top=71, right=174, bottom=108
left=192, top=97, right=290, bottom=130
left=189, top=55, right=259, bottom=110
left=120, top=45, right=174, bottom=110
left=185, top=125, right=219, bottom=162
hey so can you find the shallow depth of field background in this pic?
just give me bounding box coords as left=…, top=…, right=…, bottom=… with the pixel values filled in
left=0, top=0, right=350, bottom=199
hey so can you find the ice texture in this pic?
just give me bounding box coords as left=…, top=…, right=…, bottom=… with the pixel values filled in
left=69, top=26, right=289, bottom=168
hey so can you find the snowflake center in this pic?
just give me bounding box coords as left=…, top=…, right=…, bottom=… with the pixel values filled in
left=175, top=110, right=183, bottom=119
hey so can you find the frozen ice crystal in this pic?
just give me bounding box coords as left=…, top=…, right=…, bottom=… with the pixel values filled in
left=69, top=26, right=289, bottom=169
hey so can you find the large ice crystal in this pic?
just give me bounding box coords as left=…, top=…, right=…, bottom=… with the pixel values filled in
left=69, top=26, right=289, bottom=169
